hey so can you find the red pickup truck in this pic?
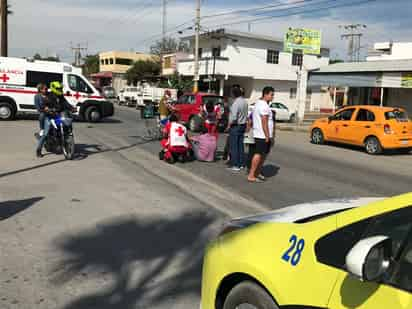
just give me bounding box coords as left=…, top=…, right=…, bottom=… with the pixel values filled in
left=173, top=92, right=227, bottom=132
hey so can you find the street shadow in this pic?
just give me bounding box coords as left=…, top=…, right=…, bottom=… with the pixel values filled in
left=325, top=142, right=410, bottom=156
left=0, top=159, right=67, bottom=179
left=50, top=211, right=217, bottom=309
left=0, top=197, right=44, bottom=221
left=261, top=164, right=280, bottom=178
left=80, top=118, right=123, bottom=125
left=14, top=114, right=39, bottom=121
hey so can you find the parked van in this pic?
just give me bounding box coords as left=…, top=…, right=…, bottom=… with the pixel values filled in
left=0, top=57, right=114, bottom=122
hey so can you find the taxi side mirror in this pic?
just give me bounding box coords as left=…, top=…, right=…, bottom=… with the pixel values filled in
left=328, top=116, right=334, bottom=123
left=346, top=236, right=392, bottom=283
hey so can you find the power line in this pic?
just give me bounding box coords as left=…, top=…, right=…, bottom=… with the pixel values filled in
left=340, top=24, right=367, bottom=62
left=201, top=0, right=314, bottom=20
left=202, top=0, right=377, bottom=29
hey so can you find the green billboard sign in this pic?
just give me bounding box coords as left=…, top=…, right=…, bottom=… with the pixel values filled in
left=284, top=28, right=322, bottom=55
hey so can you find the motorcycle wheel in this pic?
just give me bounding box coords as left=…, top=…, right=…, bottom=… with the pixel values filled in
left=63, top=135, right=75, bottom=160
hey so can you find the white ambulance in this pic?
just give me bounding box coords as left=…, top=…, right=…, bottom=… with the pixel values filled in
left=0, top=57, right=114, bottom=122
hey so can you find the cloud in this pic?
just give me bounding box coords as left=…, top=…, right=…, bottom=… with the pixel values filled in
left=8, top=0, right=412, bottom=62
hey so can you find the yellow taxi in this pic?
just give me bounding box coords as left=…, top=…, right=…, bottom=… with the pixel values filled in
left=201, top=193, right=412, bottom=309
left=310, top=106, right=412, bottom=154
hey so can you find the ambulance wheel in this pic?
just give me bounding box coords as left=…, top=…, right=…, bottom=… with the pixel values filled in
left=85, top=106, right=101, bottom=123
left=0, top=102, right=15, bottom=120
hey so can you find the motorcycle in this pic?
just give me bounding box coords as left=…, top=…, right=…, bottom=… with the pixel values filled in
left=43, top=110, right=76, bottom=160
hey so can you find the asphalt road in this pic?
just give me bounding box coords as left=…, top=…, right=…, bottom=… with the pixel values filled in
left=92, top=105, right=412, bottom=207
left=1, top=106, right=412, bottom=309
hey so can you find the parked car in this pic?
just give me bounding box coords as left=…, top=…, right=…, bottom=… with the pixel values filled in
left=310, top=105, right=412, bottom=154
left=270, top=102, right=296, bottom=122
left=173, top=92, right=226, bottom=132
left=118, top=87, right=141, bottom=106
left=201, top=193, right=412, bottom=309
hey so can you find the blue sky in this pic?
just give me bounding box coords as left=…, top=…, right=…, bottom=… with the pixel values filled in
left=9, top=0, right=412, bottom=62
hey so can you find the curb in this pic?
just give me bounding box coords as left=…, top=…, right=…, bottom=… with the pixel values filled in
left=276, top=125, right=310, bottom=133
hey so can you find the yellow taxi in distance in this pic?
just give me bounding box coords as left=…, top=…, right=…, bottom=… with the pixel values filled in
left=310, top=106, right=412, bottom=154
left=201, top=193, right=412, bottom=309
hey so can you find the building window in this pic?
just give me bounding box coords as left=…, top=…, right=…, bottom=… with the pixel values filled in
left=267, top=50, right=279, bottom=64
left=290, top=88, right=297, bottom=99
left=101, top=59, right=105, bottom=65
left=212, top=47, right=221, bottom=57
left=104, top=59, right=109, bottom=65
left=115, top=58, right=133, bottom=66
left=292, top=52, right=303, bottom=66
left=109, top=58, right=114, bottom=65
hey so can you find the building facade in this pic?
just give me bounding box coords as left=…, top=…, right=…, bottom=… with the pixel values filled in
left=310, top=42, right=412, bottom=115
left=92, top=51, right=155, bottom=93
left=177, top=29, right=330, bottom=119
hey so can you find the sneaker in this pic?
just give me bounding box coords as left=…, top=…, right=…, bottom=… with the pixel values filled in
left=39, top=130, right=44, bottom=137
left=227, top=166, right=241, bottom=172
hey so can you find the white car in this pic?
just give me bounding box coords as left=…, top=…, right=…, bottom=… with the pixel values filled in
left=270, top=102, right=296, bottom=122
left=118, top=87, right=141, bottom=106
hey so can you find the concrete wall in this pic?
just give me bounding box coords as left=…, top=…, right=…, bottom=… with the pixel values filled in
left=99, top=51, right=156, bottom=74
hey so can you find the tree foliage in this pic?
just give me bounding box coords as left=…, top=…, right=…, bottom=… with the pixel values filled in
left=82, top=54, right=100, bottom=76
left=33, top=53, right=60, bottom=62
left=159, top=72, right=193, bottom=92
left=150, top=37, right=191, bottom=57
left=125, top=59, right=161, bottom=85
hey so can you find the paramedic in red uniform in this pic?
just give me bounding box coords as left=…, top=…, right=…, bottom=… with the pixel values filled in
left=160, top=114, right=191, bottom=162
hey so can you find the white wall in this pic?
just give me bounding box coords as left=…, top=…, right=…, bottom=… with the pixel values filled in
left=367, top=42, right=412, bottom=61
left=250, top=79, right=298, bottom=111
left=180, top=35, right=329, bottom=81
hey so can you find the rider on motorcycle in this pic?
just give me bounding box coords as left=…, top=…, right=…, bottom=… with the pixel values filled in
left=36, top=81, right=75, bottom=157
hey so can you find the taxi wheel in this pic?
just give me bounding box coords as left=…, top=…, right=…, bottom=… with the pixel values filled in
left=223, top=281, right=278, bottom=309
left=311, top=128, right=324, bottom=145
left=365, top=136, right=382, bottom=155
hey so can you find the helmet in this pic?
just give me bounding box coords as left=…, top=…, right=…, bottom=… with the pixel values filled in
left=50, top=81, right=63, bottom=96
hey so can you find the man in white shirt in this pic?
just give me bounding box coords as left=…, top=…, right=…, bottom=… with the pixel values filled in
left=248, top=86, right=276, bottom=183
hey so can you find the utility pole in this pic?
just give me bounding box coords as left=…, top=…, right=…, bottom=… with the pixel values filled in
left=70, top=42, right=87, bottom=67
left=162, top=0, right=167, bottom=52
left=1, top=0, right=9, bottom=57
left=193, top=0, right=201, bottom=93
left=340, top=24, right=366, bottom=62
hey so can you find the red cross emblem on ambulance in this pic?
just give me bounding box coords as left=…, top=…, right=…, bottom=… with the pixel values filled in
left=73, top=92, right=81, bottom=100
left=0, top=73, right=10, bottom=83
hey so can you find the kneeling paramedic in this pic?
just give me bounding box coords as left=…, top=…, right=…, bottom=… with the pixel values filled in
left=160, top=114, right=191, bottom=162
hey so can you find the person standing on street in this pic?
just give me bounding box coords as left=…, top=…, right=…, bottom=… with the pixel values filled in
left=158, top=90, right=174, bottom=120
left=34, top=83, right=49, bottom=136
left=248, top=86, right=275, bottom=183
left=227, top=86, right=248, bottom=172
